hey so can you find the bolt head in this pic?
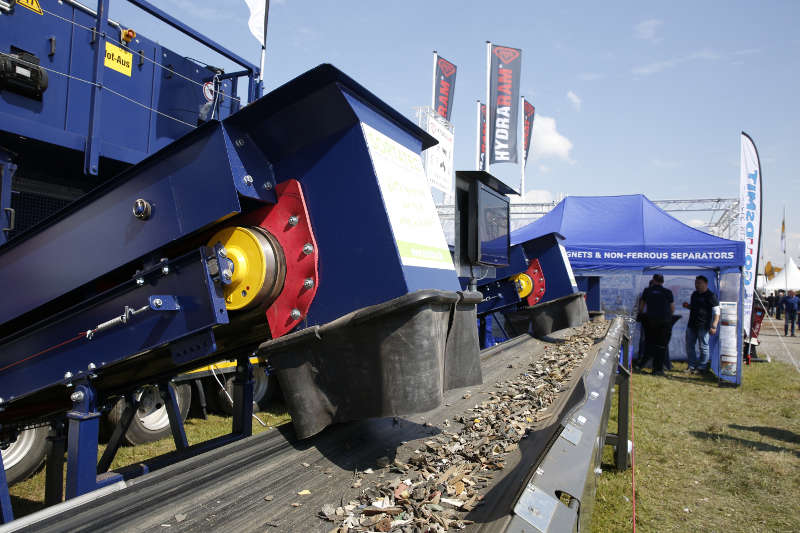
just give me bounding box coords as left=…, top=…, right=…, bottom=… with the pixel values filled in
left=153, top=298, right=163, bottom=308
left=64, top=371, right=73, bottom=380
left=161, top=265, right=170, bottom=275
left=235, top=138, right=245, bottom=147
left=88, top=363, right=96, bottom=371
left=302, top=243, right=314, bottom=255
left=290, top=309, right=302, bottom=320
left=136, top=277, right=145, bottom=286
left=218, top=247, right=227, bottom=258
left=221, top=269, right=232, bottom=281
left=0, top=398, right=4, bottom=404
left=70, top=391, right=85, bottom=403
left=263, top=182, right=273, bottom=190
left=303, top=278, right=315, bottom=290
left=243, top=174, right=254, bottom=185
left=288, top=215, right=299, bottom=227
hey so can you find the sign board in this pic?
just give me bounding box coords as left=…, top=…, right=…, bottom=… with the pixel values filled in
left=423, top=113, right=454, bottom=195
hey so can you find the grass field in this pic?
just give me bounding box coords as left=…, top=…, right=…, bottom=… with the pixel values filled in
left=9, top=404, right=291, bottom=518
left=593, top=361, right=800, bottom=533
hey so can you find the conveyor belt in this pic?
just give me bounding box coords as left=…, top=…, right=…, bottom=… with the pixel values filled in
left=10, top=323, right=616, bottom=533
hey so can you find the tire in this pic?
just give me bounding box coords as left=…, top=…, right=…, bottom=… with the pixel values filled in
left=211, top=367, right=276, bottom=415
left=106, top=383, right=192, bottom=446
left=1, top=426, right=49, bottom=485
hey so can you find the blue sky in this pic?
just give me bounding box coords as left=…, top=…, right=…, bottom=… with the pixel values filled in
left=110, top=0, right=799, bottom=266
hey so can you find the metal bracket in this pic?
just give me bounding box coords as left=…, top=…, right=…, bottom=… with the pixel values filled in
left=514, top=484, right=559, bottom=532
left=149, top=295, right=180, bottom=311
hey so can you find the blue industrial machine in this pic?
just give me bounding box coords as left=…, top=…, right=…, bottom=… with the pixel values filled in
left=0, top=1, right=482, bottom=523
left=450, top=171, right=585, bottom=348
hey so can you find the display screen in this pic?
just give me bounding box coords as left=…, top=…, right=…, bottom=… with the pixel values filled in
left=477, top=183, right=510, bottom=266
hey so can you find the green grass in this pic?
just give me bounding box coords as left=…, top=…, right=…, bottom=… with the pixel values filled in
left=593, top=361, right=800, bottom=533
left=9, top=402, right=291, bottom=518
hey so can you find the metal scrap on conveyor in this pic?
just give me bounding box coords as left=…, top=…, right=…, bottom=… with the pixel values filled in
left=320, top=321, right=609, bottom=532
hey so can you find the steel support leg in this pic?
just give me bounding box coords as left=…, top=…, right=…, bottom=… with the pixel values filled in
left=614, top=334, right=631, bottom=471
left=159, top=383, right=188, bottom=451
left=97, top=393, right=139, bottom=473
left=66, top=384, right=121, bottom=499
left=0, top=149, right=17, bottom=246
left=45, top=420, right=66, bottom=506
left=0, top=448, right=13, bottom=524
left=232, top=356, right=253, bottom=437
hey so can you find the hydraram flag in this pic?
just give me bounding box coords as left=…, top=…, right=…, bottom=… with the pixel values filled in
left=522, top=99, right=535, bottom=166
left=488, top=44, right=522, bottom=164
left=433, top=55, right=457, bottom=122
left=244, top=0, right=269, bottom=44
left=739, top=132, right=762, bottom=337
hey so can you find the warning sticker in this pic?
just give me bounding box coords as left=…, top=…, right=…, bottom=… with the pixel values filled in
left=202, top=81, right=215, bottom=102
left=17, top=0, right=43, bottom=15
left=104, top=42, right=133, bottom=77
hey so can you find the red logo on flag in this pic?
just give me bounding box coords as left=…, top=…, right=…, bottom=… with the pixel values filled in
left=493, top=46, right=520, bottom=64
left=438, top=58, right=456, bottom=77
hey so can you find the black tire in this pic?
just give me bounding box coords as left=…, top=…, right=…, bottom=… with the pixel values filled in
left=1, top=426, right=49, bottom=485
left=210, top=367, right=276, bottom=415
left=106, top=383, right=191, bottom=446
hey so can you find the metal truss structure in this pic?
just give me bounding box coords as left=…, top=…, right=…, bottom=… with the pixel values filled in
left=436, top=197, right=741, bottom=241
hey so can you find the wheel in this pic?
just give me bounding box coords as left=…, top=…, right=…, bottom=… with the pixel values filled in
left=211, top=367, right=276, bottom=415
left=106, top=383, right=192, bottom=446
left=1, top=426, right=49, bottom=485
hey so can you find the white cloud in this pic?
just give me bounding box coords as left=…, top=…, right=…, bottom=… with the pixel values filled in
left=511, top=189, right=555, bottom=204
left=531, top=115, right=573, bottom=162
left=632, top=48, right=720, bottom=76
left=634, top=19, right=663, bottom=43
left=566, top=90, right=582, bottom=111
left=578, top=72, right=605, bottom=81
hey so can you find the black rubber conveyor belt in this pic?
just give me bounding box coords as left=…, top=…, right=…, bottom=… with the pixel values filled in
left=13, top=322, right=614, bottom=533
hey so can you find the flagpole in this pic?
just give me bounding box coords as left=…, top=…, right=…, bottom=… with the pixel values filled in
left=519, top=95, right=525, bottom=196
left=431, top=51, right=438, bottom=112
left=257, top=0, right=270, bottom=96
left=475, top=100, right=481, bottom=170
left=785, top=205, right=788, bottom=294
left=485, top=41, right=492, bottom=175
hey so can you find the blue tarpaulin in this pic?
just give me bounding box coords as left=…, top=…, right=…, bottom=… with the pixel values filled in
left=511, top=194, right=745, bottom=268
left=511, top=194, right=745, bottom=385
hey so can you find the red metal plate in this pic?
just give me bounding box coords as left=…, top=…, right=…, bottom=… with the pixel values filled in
left=525, top=258, right=546, bottom=307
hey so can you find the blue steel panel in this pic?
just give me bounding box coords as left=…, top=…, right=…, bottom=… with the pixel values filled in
left=0, top=124, right=250, bottom=327
left=522, top=235, right=578, bottom=302
left=0, top=152, right=14, bottom=247
left=0, top=249, right=227, bottom=402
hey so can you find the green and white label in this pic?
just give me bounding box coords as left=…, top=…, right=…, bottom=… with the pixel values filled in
left=362, top=123, right=455, bottom=271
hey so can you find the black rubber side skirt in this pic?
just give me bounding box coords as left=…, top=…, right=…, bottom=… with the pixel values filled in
left=504, top=292, right=590, bottom=339
left=258, top=290, right=483, bottom=439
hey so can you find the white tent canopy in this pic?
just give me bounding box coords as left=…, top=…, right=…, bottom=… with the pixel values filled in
left=763, top=256, right=800, bottom=292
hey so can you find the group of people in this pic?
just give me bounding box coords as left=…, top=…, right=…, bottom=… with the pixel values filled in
left=766, top=289, right=800, bottom=336
left=635, top=274, right=720, bottom=375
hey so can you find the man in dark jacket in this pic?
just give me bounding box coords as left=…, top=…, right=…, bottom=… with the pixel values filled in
left=780, top=290, right=799, bottom=336
left=682, top=275, right=720, bottom=374
left=638, top=274, right=675, bottom=376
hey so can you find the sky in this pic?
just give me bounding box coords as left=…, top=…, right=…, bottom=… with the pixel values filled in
left=108, top=0, right=800, bottom=268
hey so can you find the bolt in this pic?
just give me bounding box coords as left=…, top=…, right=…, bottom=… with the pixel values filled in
left=0, top=398, right=4, bottom=405
left=218, top=247, right=227, bottom=258
left=235, top=138, right=245, bottom=147
left=303, top=278, right=315, bottom=290
left=302, top=243, right=314, bottom=255
left=263, top=182, right=273, bottom=190
left=88, top=363, right=96, bottom=371
left=64, top=371, right=73, bottom=380
left=153, top=298, right=163, bottom=308
left=290, top=309, right=302, bottom=320
left=70, top=391, right=85, bottom=403
left=161, top=265, right=170, bottom=275
left=136, top=277, right=145, bottom=286
left=221, top=269, right=232, bottom=281
left=243, top=174, right=254, bottom=186
left=288, top=215, right=299, bottom=227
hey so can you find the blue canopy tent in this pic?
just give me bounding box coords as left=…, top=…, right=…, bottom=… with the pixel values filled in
left=512, top=194, right=746, bottom=384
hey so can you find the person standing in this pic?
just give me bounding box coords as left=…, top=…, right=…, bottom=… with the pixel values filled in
left=638, top=274, right=674, bottom=376
left=776, top=290, right=785, bottom=320
left=780, top=290, right=799, bottom=336
left=767, top=293, right=775, bottom=317
left=682, top=275, right=720, bottom=374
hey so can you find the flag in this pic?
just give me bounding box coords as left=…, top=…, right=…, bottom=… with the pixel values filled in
left=522, top=99, right=535, bottom=166
left=433, top=55, right=457, bottom=122
left=781, top=209, right=786, bottom=253
left=488, top=44, right=522, bottom=164
left=740, top=132, right=762, bottom=337
left=244, top=0, right=269, bottom=45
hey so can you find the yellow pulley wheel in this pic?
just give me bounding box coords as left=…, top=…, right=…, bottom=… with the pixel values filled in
left=207, top=226, right=285, bottom=311
left=511, top=273, right=534, bottom=299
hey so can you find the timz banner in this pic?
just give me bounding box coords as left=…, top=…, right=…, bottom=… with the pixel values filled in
left=433, top=55, right=457, bottom=122
left=739, top=132, right=762, bottom=337
left=523, top=99, right=535, bottom=166
left=489, top=44, right=522, bottom=164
